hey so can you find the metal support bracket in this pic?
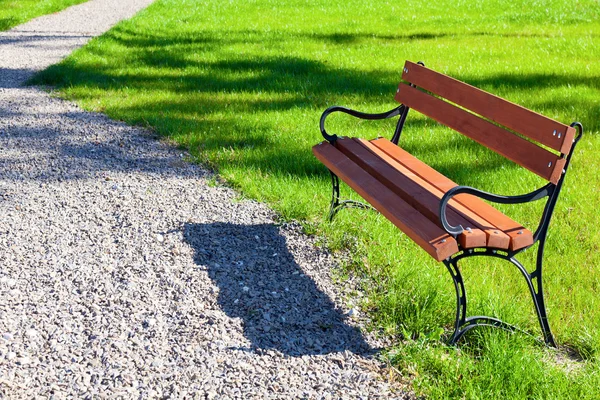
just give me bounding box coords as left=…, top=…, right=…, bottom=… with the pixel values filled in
left=328, top=171, right=374, bottom=221
left=443, top=249, right=556, bottom=347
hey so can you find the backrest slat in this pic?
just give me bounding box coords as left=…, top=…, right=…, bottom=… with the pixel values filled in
left=395, top=84, right=566, bottom=184
left=401, top=61, right=575, bottom=155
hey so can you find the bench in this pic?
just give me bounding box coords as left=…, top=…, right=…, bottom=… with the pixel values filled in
left=312, top=61, right=583, bottom=346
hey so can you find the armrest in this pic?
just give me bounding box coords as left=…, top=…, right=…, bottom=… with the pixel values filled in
left=438, top=184, right=553, bottom=236
left=438, top=122, right=582, bottom=238
left=320, top=105, right=405, bottom=143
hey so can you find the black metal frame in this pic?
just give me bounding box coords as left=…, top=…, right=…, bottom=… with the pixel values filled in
left=328, top=172, right=375, bottom=221
left=319, top=104, right=407, bottom=145
left=438, top=122, right=582, bottom=346
left=320, top=104, right=409, bottom=221
left=319, top=78, right=584, bottom=347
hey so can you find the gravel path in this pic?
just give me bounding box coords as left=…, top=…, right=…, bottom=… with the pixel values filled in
left=0, top=1, right=410, bottom=398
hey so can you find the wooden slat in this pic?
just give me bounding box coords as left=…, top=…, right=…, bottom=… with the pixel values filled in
left=401, top=61, right=575, bottom=155
left=313, top=141, right=459, bottom=261
left=370, top=138, right=534, bottom=251
left=356, top=138, right=511, bottom=250
left=395, top=84, right=566, bottom=184
left=335, top=138, right=486, bottom=249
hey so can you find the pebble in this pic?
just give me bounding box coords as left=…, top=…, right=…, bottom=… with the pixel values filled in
left=16, top=357, right=31, bottom=365
left=145, top=318, right=157, bottom=327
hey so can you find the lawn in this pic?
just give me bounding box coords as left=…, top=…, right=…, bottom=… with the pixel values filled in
left=33, top=0, right=600, bottom=398
left=0, top=0, right=88, bottom=31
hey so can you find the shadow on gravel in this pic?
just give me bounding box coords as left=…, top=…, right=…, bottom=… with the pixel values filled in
left=184, top=222, right=375, bottom=357
left=0, top=105, right=208, bottom=182
left=0, top=67, right=39, bottom=88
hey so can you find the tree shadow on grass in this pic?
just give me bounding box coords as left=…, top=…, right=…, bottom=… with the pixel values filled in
left=29, top=25, right=597, bottom=183
left=0, top=17, right=18, bottom=31
left=461, top=73, right=600, bottom=91
left=304, top=30, right=600, bottom=45
left=184, top=221, right=375, bottom=357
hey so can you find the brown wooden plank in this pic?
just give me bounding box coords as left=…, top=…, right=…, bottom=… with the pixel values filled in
left=370, top=138, right=534, bottom=251
left=356, top=138, right=511, bottom=250
left=400, top=61, right=575, bottom=155
left=313, top=141, right=459, bottom=261
left=335, top=138, right=486, bottom=249
left=395, top=84, right=566, bottom=184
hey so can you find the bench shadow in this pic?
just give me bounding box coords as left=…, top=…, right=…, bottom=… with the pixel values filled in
left=183, top=222, right=375, bottom=357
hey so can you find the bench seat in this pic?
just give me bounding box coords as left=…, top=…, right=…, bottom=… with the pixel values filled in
left=313, top=137, right=534, bottom=261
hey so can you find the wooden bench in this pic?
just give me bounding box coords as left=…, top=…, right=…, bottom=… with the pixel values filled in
left=312, top=61, right=583, bottom=346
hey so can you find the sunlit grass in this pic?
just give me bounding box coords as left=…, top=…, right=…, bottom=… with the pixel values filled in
left=0, top=0, right=88, bottom=31
left=32, top=0, right=600, bottom=397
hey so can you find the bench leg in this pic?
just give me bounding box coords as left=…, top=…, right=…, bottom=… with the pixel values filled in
left=443, top=250, right=556, bottom=347
left=528, top=241, right=557, bottom=347
left=444, top=258, right=468, bottom=345
left=328, top=171, right=374, bottom=221
left=496, top=251, right=556, bottom=347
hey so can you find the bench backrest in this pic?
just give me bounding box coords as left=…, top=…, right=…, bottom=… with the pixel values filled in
left=395, top=61, right=576, bottom=184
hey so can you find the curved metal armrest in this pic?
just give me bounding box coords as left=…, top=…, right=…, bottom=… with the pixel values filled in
left=438, top=122, right=582, bottom=238
left=439, top=184, right=553, bottom=236
left=320, top=105, right=404, bottom=143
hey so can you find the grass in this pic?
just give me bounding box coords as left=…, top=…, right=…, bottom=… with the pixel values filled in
left=0, top=0, right=88, bottom=31
left=32, top=0, right=600, bottom=398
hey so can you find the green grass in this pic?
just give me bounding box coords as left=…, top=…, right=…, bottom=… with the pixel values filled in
left=32, top=0, right=600, bottom=398
left=0, top=0, right=88, bottom=31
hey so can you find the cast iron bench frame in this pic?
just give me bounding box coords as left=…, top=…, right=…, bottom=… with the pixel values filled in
left=313, top=61, right=583, bottom=347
